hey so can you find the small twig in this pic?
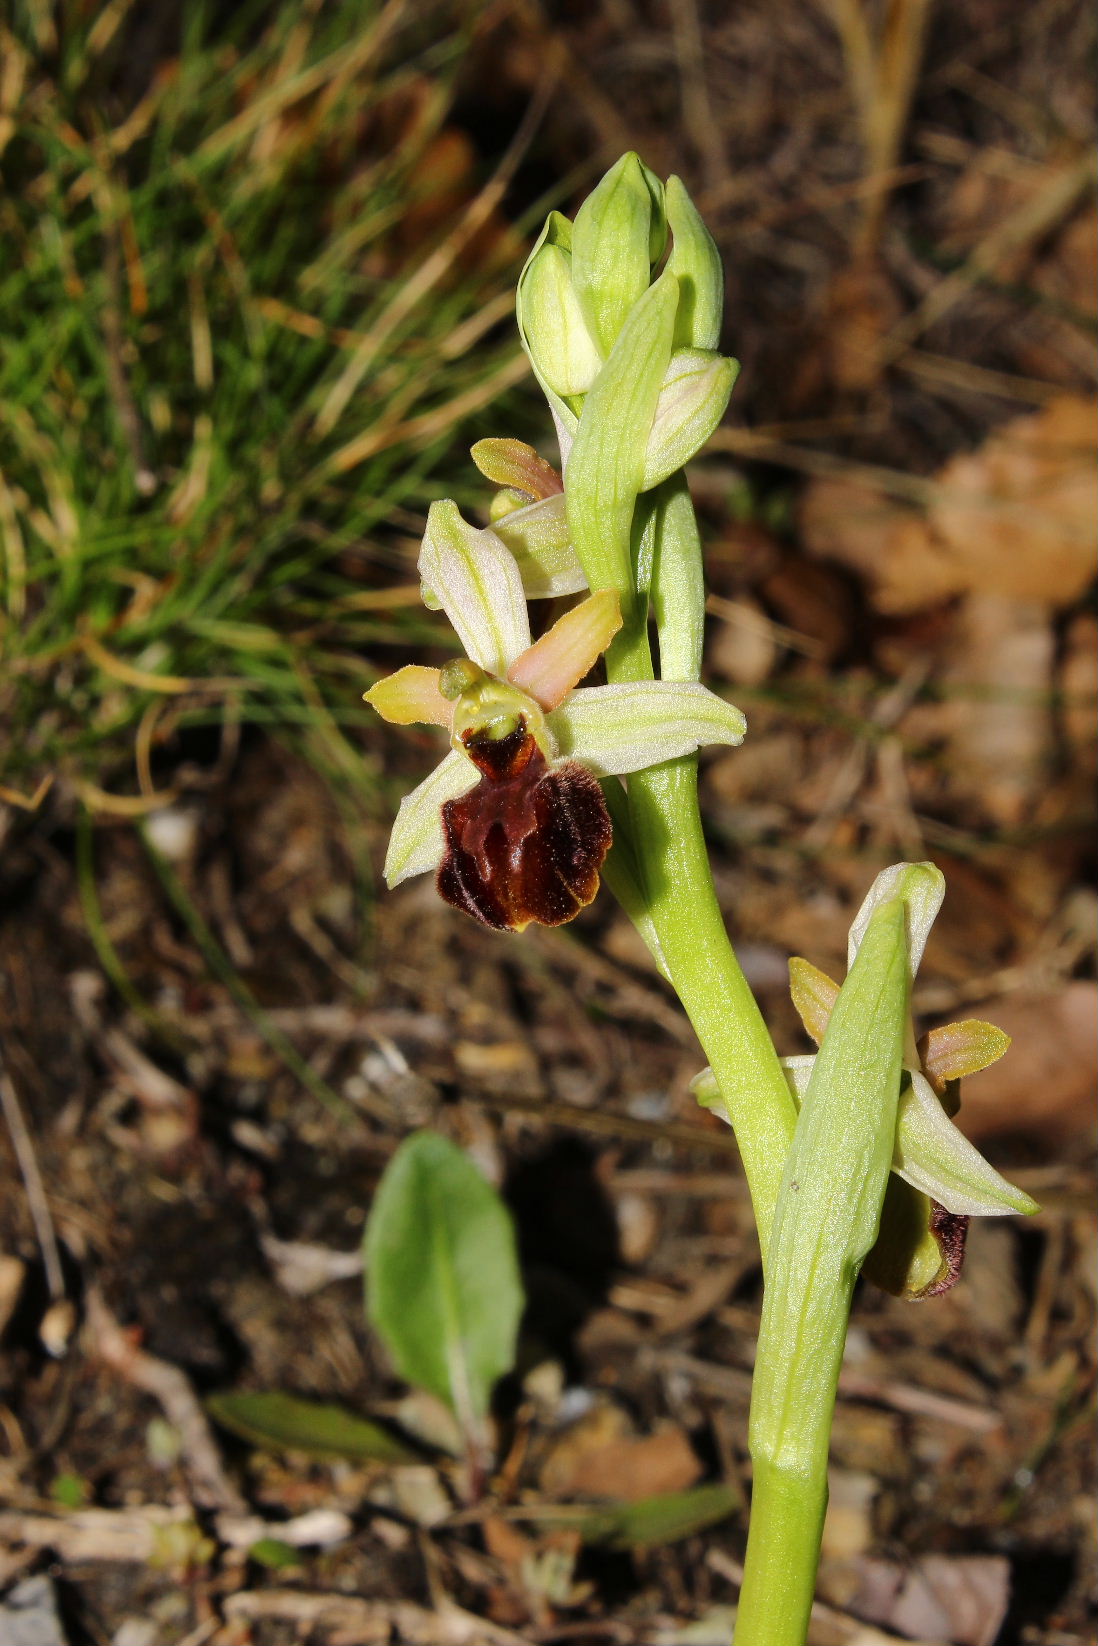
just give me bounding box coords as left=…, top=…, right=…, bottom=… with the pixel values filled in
left=668, top=0, right=727, bottom=199
left=224, top=1589, right=532, bottom=1645
left=0, top=1504, right=350, bottom=1565
left=881, top=148, right=1097, bottom=357
left=802, top=658, right=929, bottom=850
left=707, top=593, right=827, bottom=662
left=0, top=1043, right=65, bottom=1302
left=84, top=1288, right=246, bottom=1514
left=653, top=1348, right=1003, bottom=1432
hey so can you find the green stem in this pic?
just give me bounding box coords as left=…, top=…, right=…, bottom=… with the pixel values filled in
left=733, top=1462, right=825, bottom=1645
left=624, top=760, right=796, bottom=1260
left=601, top=471, right=795, bottom=1259
left=734, top=899, right=908, bottom=1645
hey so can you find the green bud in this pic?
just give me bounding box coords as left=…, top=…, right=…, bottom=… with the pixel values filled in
left=636, top=155, right=670, bottom=262
left=863, top=1177, right=968, bottom=1300
left=641, top=349, right=738, bottom=490
left=517, top=240, right=602, bottom=398
left=571, top=153, right=667, bottom=358
left=665, top=175, right=724, bottom=350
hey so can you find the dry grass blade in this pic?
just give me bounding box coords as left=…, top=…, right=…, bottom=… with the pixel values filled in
left=817, top=0, right=932, bottom=255
left=85, top=1288, right=246, bottom=1514
left=883, top=148, right=1098, bottom=355
left=669, top=0, right=726, bottom=197
left=325, top=351, right=531, bottom=475
left=195, top=0, right=408, bottom=165
left=0, top=1046, right=65, bottom=1302
left=313, top=69, right=557, bottom=440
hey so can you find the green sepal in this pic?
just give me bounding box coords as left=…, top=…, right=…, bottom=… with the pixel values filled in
left=490, top=494, right=587, bottom=599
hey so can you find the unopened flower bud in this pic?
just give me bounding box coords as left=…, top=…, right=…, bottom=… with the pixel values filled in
left=517, top=216, right=603, bottom=399
left=571, top=152, right=667, bottom=358
left=665, top=175, right=724, bottom=350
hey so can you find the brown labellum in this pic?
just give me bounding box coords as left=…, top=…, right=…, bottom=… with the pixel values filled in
left=437, top=720, right=612, bottom=932
left=920, top=1202, right=969, bottom=1298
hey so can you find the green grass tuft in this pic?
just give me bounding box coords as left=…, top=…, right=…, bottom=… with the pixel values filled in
left=0, top=1, right=529, bottom=815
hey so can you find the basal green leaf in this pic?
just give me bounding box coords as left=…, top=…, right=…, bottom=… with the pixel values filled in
left=249, top=1537, right=302, bottom=1570
left=521, top=1482, right=740, bottom=1549
left=364, top=1131, right=524, bottom=1438
left=206, top=1390, right=419, bottom=1463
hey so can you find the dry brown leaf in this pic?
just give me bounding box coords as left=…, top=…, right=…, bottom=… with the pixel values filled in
left=941, top=592, right=1055, bottom=825
left=800, top=396, right=1097, bottom=613
left=1061, top=612, right=1098, bottom=755
left=0, top=1254, right=26, bottom=1340
left=956, top=983, right=1098, bottom=1148
left=538, top=1403, right=702, bottom=1502
left=850, top=1553, right=1010, bottom=1646
left=707, top=596, right=779, bottom=686
left=930, top=395, right=1097, bottom=603
left=1032, top=207, right=1098, bottom=318
left=799, top=480, right=953, bottom=613
left=820, top=1470, right=877, bottom=1560
left=818, top=260, right=905, bottom=394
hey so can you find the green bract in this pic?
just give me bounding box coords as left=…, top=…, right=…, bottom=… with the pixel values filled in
left=735, top=894, right=911, bottom=1644
left=566, top=271, right=680, bottom=603
left=695, top=862, right=1037, bottom=1222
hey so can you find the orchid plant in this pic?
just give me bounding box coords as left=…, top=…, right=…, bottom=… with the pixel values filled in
left=366, top=154, right=1036, bottom=1646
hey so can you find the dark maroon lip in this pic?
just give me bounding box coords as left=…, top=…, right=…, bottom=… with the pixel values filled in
left=438, top=720, right=612, bottom=932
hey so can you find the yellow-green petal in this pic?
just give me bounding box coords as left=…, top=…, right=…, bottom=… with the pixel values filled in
left=365, top=666, right=450, bottom=728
